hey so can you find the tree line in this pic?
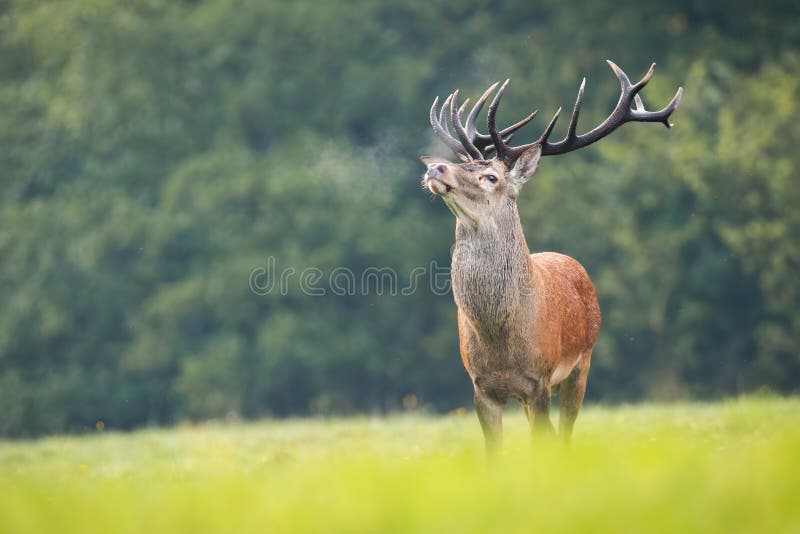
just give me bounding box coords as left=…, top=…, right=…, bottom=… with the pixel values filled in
left=0, top=0, right=798, bottom=436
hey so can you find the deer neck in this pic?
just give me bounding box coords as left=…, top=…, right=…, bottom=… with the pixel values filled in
left=451, top=199, right=535, bottom=341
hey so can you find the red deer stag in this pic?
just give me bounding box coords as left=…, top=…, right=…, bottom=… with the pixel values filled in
left=421, top=60, right=682, bottom=451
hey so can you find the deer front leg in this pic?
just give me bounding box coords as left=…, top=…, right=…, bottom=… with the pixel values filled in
left=524, top=378, right=555, bottom=436
left=474, top=387, right=503, bottom=455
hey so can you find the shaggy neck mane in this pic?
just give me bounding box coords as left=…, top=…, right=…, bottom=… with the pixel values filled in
left=450, top=199, right=535, bottom=343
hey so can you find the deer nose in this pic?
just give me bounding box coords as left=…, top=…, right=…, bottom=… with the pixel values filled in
left=426, top=164, right=447, bottom=179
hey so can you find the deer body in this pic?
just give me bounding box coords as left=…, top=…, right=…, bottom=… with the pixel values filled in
left=421, top=60, right=681, bottom=451
left=449, top=176, right=600, bottom=447
left=453, top=223, right=600, bottom=399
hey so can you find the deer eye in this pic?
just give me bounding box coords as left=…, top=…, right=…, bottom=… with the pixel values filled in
left=485, top=175, right=498, bottom=183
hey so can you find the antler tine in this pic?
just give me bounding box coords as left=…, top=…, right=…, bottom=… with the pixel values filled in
left=438, top=93, right=454, bottom=133
left=465, top=82, right=502, bottom=154
left=631, top=62, right=656, bottom=93
left=633, top=93, right=645, bottom=112
left=466, top=82, right=499, bottom=140
left=487, top=79, right=511, bottom=162
left=450, top=90, right=483, bottom=160
left=565, top=77, right=585, bottom=141
left=429, top=95, right=470, bottom=162
left=633, top=85, right=683, bottom=128
left=606, top=59, right=633, bottom=90
left=533, top=79, right=581, bottom=150
left=457, top=97, right=470, bottom=117
left=535, top=107, right=562, bottom=148
left=499, top=110, right=538, bottom=138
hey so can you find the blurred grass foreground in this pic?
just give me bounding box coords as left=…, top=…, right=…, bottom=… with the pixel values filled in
left=2, top=397, right=799, bottom=533
left=2, top=1, right=799, bottom=438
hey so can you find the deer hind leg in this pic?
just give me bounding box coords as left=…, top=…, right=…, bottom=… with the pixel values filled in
left=523, top=378, right=555, bottom=436
left=558, top=350, right=592, bottom=443
left=474, top=388, right=503, bottom=455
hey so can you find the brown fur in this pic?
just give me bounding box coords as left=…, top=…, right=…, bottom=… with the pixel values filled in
left=422, top=147, right=601, bottom=451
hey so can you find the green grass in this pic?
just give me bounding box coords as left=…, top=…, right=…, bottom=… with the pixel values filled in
left=2, top=397, right=799, bottom=533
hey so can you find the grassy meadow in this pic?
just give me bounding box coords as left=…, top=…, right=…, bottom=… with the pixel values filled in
left=1, top=397, right=799, bottom=533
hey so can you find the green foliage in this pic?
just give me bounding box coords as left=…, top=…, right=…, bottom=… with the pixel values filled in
left=0, top=0, right=798, bottom=435
left=1, top=399, right=800, bottom=532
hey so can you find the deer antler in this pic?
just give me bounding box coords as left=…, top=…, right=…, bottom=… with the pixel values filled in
left=490, top=61, right=683, bottom=166
left=429, top=85, right=535, bottom=162
left=431, top=60, right=683, bottom=167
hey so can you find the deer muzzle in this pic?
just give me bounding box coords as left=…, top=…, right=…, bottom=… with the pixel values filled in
left=425, top=164, right=456, bottom=195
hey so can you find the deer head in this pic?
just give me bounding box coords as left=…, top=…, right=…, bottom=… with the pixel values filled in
left=422, top=60, right=683, bottom=228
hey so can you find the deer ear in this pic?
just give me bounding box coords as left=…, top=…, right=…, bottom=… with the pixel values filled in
left=420, top=155, right=450, bottom=167
left=507, top=144, right=542, bottom=196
